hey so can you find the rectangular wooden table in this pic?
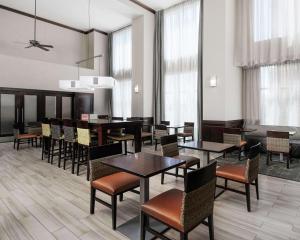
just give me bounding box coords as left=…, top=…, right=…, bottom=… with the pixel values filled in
left=166, top=125, right=184, bottom=134
left=88, top=119, right=143, bottom=152
left=101, top=152, right=185, bottom=240
left=178, top=141, right=235, bottom=165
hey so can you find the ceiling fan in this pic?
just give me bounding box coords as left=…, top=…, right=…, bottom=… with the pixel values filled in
left=24, top=0, right=54, bottom=51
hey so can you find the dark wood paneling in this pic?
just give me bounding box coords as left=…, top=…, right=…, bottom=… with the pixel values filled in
left=0, top=5, right=107, bottom=35
left=129, top=0, right=155, bottom=14
left=202, top=119, right=244, bottom=142
left=74, top=93, right=94, bottom=120
left=56, top=95, right=62, bottom=119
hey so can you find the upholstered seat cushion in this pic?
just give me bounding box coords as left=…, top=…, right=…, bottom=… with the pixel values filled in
left=91, top=172, right=140, bottom=195
left=17, top=134, right=37, bottom=139
left=142, top=189, right=184, bottom=232
left=240, top=140, right=247, bottom=147
left=108, top=134, right=134, bottom=141
left=173, top=155, right=200, bottom=169
left=216, top=164, right=246, bottom=183
left=142, top=132, right=152, bottom=138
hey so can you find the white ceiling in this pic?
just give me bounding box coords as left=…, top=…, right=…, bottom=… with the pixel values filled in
left=0, top=0, right=145, bottom=32
left=0, top=0, right=185, bottom=32
left=139, top=0, right=185, bottom=10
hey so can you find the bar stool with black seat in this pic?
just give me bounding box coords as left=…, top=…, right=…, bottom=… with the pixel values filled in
left=177, top=122, right=194, bottom=143
left=141, top=161, right=217, bottom=240
left=223, top=128, right=247, bottom=161
left=13, top=124, right=37, bottom=150
left=154, top=124, right=169, bottom=151
left=160, top=134, right=200, bottom=184
left=215, top=143, right=261, bottom=212
left=63, top=119, right=78, bottom=173
left=50, top=119, right=64, bottom=167
left=41, top=120, right=51, bottom=161
left=89, top=143, right=140, bottom=229
left=266, top=131, right=291, bottom=169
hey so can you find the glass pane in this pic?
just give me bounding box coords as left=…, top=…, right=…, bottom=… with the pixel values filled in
left=45, top=96, right=56, bottom=119
left=62, top=97, right=72, bottom=119
left=24, top=95, right=37, bottom=123
left=0, top=94, right=15, bottom=135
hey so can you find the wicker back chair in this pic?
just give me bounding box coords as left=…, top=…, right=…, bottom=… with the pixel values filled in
left=141, top=161, right=217, bottom=240
left=62, top=119, right=77, bottom=173
left=223, top=128, right=247, bottom=161
left=178, top=122, right=194, bottom=143
left=154, top=124, right=169, bottom=151
left=266, top=131, right=290, bottom=168
left=160, top=135, right=200, bottom=185
left=50, top=120, right=64, bottom=167
left=216, top=143, right=261, bottom=212
left=89, top=143, right=140, bottom=230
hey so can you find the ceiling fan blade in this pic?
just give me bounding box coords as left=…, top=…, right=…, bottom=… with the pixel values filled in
left=37, top=45, right=49, bottom=51
left=39, top=44, right=54, bottom=48
left=25, top=45, right=33, bottom=48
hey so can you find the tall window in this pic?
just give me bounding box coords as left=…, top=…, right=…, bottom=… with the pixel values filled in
left=112, top=27, right=132, bottom=118
left=163, top=0, right=200, bottom=130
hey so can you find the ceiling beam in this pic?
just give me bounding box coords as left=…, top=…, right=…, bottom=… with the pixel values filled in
left=128, top=0, right=155, bottom=14
left=0, top=4, right=107, bottom=35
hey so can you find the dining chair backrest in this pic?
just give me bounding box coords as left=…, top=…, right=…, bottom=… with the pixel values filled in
left=160, top=134, right=179, bottom=157
left=154, top=124, right=168, bottom=139
left=245, top=143, right=261, bottom=183
left=181, top=161, right=217, bottom=232
left=223, top=128, right=242, bottom=146
left=42, top=123, right=51, bottom=137
left=184, top=122, right=194, bottom=134
left=89, top=143, right=123, bottom=182
left=13, top=124, right=21, bottom=138
left=266, top=131, right=289, bottom=153
left=51, top=120, right=62, bottom=140
left=77, top=120, right=90, bottom=146
left=160, top=120, right=170, bottom=126
left=63, top=119, right=76, bottom=143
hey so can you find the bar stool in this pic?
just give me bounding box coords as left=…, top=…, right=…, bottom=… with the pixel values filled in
left=63, top=119, right=78, bottom=173
left=77, top=120, right=93, bottom=180
left=50, top=119, right=64, bottom=167
left=41, top=120, right=51, bottom=161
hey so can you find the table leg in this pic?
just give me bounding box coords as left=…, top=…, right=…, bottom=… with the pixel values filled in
left=203, top=151, right=210, bottom=166
left=140, top=178, right=149, bottom=239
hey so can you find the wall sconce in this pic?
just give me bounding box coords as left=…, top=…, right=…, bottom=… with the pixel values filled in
left=134, top=84, right=139, bottom=93
left=209, top=75, right=217, bottom=87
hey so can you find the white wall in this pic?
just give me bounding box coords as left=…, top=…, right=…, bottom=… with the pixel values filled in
left=203, top=0, right=242, bottom=121
left=0, top=8, right=109, bottom=114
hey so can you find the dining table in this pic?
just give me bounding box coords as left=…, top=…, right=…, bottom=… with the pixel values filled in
left=178, top=140, right=235, bottom=165
left=166, top=124, right=184, bottom=134
left=101, top=152, right=185, bottom=240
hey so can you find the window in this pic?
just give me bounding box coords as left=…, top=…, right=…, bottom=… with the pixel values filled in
left=260, top=62, right=300, bottom=126
left=112, top=27, right=132, bottom=118
left=163, top=0, right=200, bottom=131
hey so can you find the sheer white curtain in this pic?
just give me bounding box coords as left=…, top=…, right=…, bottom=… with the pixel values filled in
left=163, top=0, right=200, bottom=131
left=112, top=27, right=132, bottom=118
left=236, top=0, right=300, bottom=67
left=244, top=62, right=300, bottom=126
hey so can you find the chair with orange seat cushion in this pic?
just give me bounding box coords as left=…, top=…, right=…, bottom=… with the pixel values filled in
left=141, top=161, right=217, bottom=240
left=215, top=143, right=261, bottom=212
left=13, top=124, right=37, bottom=151
left=160, top=134, right=200, bottom=184
left=89, top=143, right=140, bottom=230
left=223, top=128, right=247, bottom=161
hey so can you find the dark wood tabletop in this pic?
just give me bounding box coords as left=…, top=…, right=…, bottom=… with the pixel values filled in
left=166, top=125, right=184, bottom=129
left=100, top=152, right=185, bottom=178
left=178, top=141, right=235, bottom=153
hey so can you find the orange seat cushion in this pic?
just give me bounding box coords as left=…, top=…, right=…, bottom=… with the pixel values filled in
left=240, top=140, right=247, bottom=147
left=17, top=134, right=37, bottom=139
left=216, top=164, right=246, bottom=183
left=92, top=172, right=140, bottom=195
left=142, top=189, right=184, bottom=232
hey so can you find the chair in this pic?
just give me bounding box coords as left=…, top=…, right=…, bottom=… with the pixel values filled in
left=223, top=128, right=247, bottom=161
left=160, top=120, right=170, bottom=126
left=178, top=122, right=194, bottom=143
left=141, top=161, right=217, bottom=240
left=50, top=120, right=64, bottom=167
left=63, top=119, right=77, bottom=173
left=154, top=124, right=169, bottom=151
left=41, top=121, right=51, bottom=161
left=266, top=131, right=290, bottom=169
left=216, top=143, right=261, bottom=212
left=13, top=124, right=37, bottom=150
left=160, top=134, right=200, bottom=184
left=89, top=143, right=140, bottom=229
left=27, top=122, right=42, bottom=147
left=77, top=120, right=93, bottom=180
